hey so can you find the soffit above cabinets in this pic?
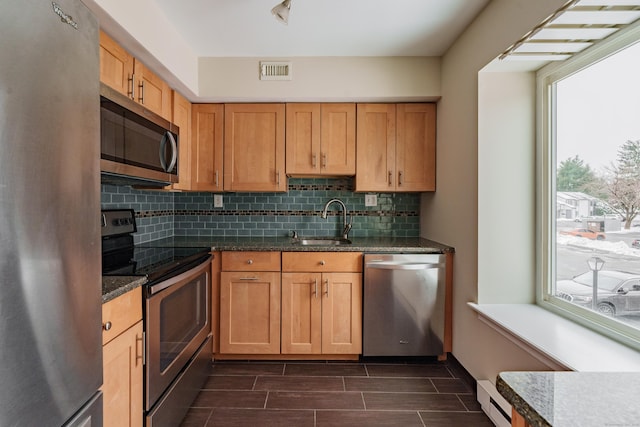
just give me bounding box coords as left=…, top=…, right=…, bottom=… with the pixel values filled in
left=500, top=0, right=640, bottom=64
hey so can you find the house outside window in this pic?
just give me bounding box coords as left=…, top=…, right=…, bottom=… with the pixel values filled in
left=538, top=24, right=640, bottom=349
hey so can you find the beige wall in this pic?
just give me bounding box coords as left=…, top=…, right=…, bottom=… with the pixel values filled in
left=421, top=0, right=567, bottom=382
left=197, top=57, right=441, bottom=102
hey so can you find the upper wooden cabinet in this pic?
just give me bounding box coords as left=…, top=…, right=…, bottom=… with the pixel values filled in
left=191, top=104, right=224, bottom=192
left=224, top=104, right=286, bottom=192
left=356, top=103, right=436, bottom=192
left=286, top=103, right=356, bottom=176
left=99, top=30, right=134, bottom=99
left=171, top=91, right=192, bottom=191
left=99, top=31, right=172, bottom=121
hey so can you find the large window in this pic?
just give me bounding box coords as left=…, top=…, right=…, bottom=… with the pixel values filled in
left=539, top=26, right=640, bottom=349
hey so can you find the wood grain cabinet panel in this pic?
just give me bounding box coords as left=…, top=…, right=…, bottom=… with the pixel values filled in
left=102, top=288, right=143, bottom=427
left=219, top=271, right=281, bottom=354
left=281, top=252, right=362, bottom=355
left=356, top=103, right=436, bottom=192
left=133, top=61, right=172, bottom=121
left=191, top=104, right=224, bottom=192
left=171, top=91, right=192, bottom=191
left=99, top=30, right=134, bottom=98
left=286, top=103, right=355, bottom=176
left=224, top=104, right=286, bottom=192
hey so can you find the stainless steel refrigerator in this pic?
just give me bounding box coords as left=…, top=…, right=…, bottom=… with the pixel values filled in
left=0, top=1, right=103, bottom=426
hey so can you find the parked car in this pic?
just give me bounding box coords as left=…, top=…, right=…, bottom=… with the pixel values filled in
left=556, top=270, right=640, bottom=316
left=560, top=228, right=606, bottom=240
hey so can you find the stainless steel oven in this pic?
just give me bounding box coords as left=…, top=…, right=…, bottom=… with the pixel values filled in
left=144, top=256, right=211, bottom=425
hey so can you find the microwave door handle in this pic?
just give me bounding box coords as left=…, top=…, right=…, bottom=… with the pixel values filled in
left=166, top=132, right=178, bottom=173
left=159, top=132, right=168, bottom=172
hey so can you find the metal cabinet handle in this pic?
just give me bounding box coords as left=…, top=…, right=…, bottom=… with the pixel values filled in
left=319, top=260, right=325, bottom=266
left=321, top=153, right=327, bottom=169
left=247, top=259, right=253, bottom=265
left=388, top=171, right=393, bottom=186
left=276, top=170, right=281, bottom=186
left=215, top=170, right=219, bottom=187
left=136, top=333, right=144, bottom=366
left=398, top=170, right=403, bottom=186
left=138, top=80, right=145, bottom=104
left=312, top=153, right=317, bottom=168
left=313, top=278, right=318, bottom=298
left=239, top=277, right=258, bottom=280
left=324, top=279, right=329, bottom=296
left=103, top=321, right=112, bottom=331
left=127, top=74, right=135, bottom=99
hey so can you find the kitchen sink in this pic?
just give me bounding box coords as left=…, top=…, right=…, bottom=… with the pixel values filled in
left=292, top=237, right=352, bottom=246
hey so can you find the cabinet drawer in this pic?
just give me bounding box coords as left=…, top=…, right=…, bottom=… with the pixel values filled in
left=102, top=287, right=142, bottom=345
left=222, top=251, right=281, bottom=271
left=282, top=252, right=362, bottom=273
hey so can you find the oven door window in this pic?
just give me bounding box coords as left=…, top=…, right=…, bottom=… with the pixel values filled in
left=159, top=271, right=207, bottom=372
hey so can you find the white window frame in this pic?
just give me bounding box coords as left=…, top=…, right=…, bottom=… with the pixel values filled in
left=537, top=22, right=640, bottom=351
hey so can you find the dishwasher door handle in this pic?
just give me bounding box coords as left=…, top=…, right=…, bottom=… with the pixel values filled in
left=365, top=261, right=444, bottom=270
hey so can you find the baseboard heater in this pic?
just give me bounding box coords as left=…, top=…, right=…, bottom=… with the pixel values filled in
left=477, top=380, right=512, bottom=427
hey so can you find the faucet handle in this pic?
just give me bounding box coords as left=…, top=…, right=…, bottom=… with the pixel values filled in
left=290, top=230, right=299, bottom=239
left=342, top=223, right=352, bottom=239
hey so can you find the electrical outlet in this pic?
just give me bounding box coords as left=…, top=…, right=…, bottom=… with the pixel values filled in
left=213, top=194, right=223, bottom=208
left=365, top=194, right=377, bottom=207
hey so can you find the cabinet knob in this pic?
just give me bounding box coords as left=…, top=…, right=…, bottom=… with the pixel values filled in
left=103, top=321, right=112, bottom=331
left=320, top=260, right=325, bottom=266
left=247, top=259, right=253, bottom=265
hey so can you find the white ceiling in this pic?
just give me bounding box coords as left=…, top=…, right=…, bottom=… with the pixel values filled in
left=151, top=0, right=490, bottom=57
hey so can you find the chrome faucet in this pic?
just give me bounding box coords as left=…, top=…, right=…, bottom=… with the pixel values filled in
left=321, top=198, right=352, bottom=239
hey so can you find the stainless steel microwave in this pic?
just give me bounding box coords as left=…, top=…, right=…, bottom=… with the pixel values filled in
left=100, top=83, right=179, bottom=186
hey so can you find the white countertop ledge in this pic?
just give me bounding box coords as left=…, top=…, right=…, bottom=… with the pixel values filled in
left=469, top=303, right=640, bottom=372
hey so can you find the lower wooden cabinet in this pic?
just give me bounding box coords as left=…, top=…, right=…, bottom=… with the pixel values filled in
left=281, top=271, right=362, bottom=355
left=281, top=252, right=362, bottom=356
left=102, top=288, right=143, bottom=427
left=219, top=252, right=282, bottom=354
left=219, top=271, right=281, bottom=354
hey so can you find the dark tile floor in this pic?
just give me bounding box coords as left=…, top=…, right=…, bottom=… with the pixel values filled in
left=179, top=357, right=494, bottom=427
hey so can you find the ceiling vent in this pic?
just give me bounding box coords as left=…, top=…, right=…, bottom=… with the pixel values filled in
left=259, top=61, right=292, bottom=80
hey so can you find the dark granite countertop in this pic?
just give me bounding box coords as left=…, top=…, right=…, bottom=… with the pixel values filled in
left=102, top=275, right=147, bottom=303
left=136, top=236, right=454, bottom=253
left=102, top=236, right=453, bottom=303
left=497, top=371, right=640, bottom=427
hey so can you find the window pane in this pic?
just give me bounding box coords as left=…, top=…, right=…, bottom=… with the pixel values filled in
left=554, top=41, right=640, bottom=332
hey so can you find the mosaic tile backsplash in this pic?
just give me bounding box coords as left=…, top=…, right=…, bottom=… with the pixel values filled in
left=101, top=178, right=420, bottom=243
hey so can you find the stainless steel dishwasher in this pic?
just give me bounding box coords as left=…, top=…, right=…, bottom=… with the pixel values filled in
left=363, top=253, right=446, bottom=356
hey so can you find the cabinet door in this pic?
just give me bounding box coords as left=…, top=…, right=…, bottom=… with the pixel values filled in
left=321, top=104, right=356, bottom=175
left=396, top=103, right=436, bottom=191
left=133, top=60, right=172, bottom=121
left=99, top=30, right=134, bottom=98
left=321, top=273, right=362, bottom=354
left=171, top=91, right=192, bottom=191
left=224, top=104, right=286, bottom=192
left=103, top=320, right=143, bottom=427
left=191, top=104, right=224, bottom=192
left=355, top=104, right=396, bottom=191
left=281, top=272, right=322, bottom=354
left=286, top=103, right=321, bottom=175
left=219, top=271, right=281, bottom=354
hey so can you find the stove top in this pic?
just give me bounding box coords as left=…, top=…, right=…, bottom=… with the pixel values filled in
left=101, top=209, right=210, bottom=285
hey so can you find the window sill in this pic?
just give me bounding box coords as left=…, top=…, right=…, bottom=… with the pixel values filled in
left=468, top=303, right=640, bottom=371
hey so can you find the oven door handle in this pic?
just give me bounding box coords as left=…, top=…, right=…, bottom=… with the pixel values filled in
left=147, top=254, right=212, bottom=295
